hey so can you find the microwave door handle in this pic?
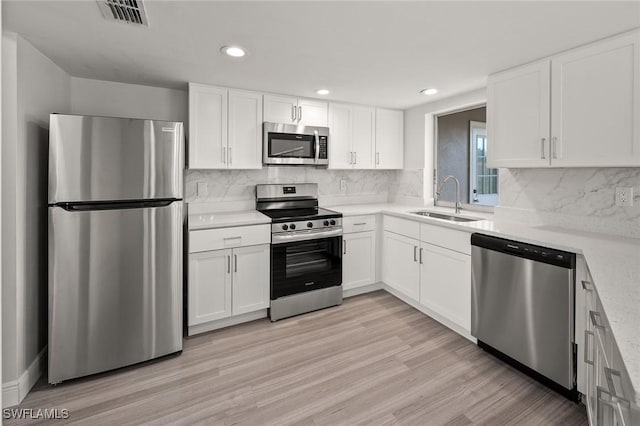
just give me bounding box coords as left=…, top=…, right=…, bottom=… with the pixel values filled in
left=272, top=146, right=304, bottom=157
left=314, top=130, right=320, bottom=163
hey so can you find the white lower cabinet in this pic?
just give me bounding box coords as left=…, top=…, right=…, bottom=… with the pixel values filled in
left=231, top=244, right=270, bottom=315
left=188, top=242, right=269, bottom=334
left=579, top=270, right=640, bottom=426
left=419, top=243, right=471, bottom=332
left=343, top=231, right=376, bottom=291
left=188, top=249, right=233, bottom=324
left=382, top=215, right=471, bottom=335
left=382, top=230, right=420, bottom=301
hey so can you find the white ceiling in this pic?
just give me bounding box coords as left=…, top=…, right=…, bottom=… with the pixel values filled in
left=4, top=1, right=640, bottom=109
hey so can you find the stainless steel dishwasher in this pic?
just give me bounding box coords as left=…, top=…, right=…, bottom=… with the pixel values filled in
left=471, top=233, right=578, bottom=400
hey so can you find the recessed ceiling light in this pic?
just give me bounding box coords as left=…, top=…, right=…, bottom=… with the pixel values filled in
left=420, top=88, right=438, bottom=96
left=220, top=46, right=246, bottom=58
left=316, top=89, right=330, bottom=95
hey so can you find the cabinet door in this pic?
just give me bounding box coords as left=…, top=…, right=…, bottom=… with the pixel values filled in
left=375, top=108, right=404, bottom=169
left=298, top=98, right=328, bottom=127
left=264, top=94, right=298, bottom=124
left=228, top=89, right=263, bottom=169
left=551, top=32, right=640, bottom=167
left=343, top=231, right=376, bottom=290
left=232, top=244, right=270, bottom=315
left=352, top=106, right=375, bottom=169
left=382, top=231, right=419, bottom=300
left=188, top=249, right=232, bottom=325
left=188, top=83, right=228, bottom=169
left=328, top=103, right=353, bottom=169
left=486, top=61, right=551, bottom=168
left=419, top=243, right=471, bottom=332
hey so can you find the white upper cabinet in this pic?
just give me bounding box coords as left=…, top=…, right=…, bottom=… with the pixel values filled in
left=298, top=98, right=329, bottom=127
left=550, top=32, right=640, bottom=167
left=189, top=84, right=227, bottom=169
left=375, top=108, right=404, bottom=169
left=487, top=61, right=551, bottom=168
left=228, top=89, right=263, bottom=169
left=188, top=83, right=262, bottom=170
left=263, top=94, right=328, bottom=127
left=328, top=103, right=375, bottom=169
left=263, top=95, right=298, bottom=124
left=488, top=30, right=640, bottom=168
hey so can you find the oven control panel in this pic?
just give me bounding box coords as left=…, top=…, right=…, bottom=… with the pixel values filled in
left=272, top=217, right=342, bottom=234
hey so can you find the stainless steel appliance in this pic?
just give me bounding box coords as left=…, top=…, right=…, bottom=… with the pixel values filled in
left=48, top=114, right=184, bottom=384
left=471, top=233, right=578, bottom=400
left=263, top=122, right=329, bottom=166
left=256, top=184, right=342, bottom=320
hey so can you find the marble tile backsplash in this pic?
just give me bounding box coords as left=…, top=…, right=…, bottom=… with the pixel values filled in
left=389, top=169, right=425, bottom=204
left=185, top=167, right=396, bottom=205
left=497, top=168, right=640, bottom=238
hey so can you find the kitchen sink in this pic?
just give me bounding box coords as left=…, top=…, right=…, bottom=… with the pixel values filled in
left=410, top=211, right=483, bottom=222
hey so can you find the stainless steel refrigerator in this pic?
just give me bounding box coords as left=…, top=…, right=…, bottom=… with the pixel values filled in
left=48, top=114, right=184, bottom=384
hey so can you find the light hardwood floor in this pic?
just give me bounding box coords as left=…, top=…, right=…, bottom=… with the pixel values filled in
left=7, top=291, right=587, bottom=425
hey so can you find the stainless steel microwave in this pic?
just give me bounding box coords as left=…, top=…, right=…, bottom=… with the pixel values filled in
left=263, top=122, right=329, bottom=166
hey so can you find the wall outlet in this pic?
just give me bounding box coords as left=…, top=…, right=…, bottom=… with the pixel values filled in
left=196, top=181, right=208, bottom=199
left=340, top=179, right=347, bottom=193
left=615, top=187, right=633, bottom=207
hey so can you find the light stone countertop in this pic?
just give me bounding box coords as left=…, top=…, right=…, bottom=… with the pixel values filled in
left=328, top=202, right=640, bottom=403
left=188, top=210, right=271, bottom=230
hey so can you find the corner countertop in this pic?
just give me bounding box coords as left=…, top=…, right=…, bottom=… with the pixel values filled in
left=328, top=202, right=640, bottom=403
left=188, top=210, right=271, bottom=230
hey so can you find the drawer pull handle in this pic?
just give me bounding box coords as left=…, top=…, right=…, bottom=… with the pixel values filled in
left=584, top=330, right=594, bottom=365
left=343, top=240, right=347, bottom=255
left=353, top=222, right=367, bottom=226
left=589, top=310, right=605, bottom=329
left=604, top=367, right=631, bottom=407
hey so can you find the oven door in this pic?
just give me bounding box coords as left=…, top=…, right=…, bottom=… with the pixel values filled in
left=271, top=236, right=342, bottom=299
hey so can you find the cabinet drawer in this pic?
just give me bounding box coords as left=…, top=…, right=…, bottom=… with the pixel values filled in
left=189, top=225, right=270, bottom=253
left=343, top=215, right=377, bottom=233
left=419, top=223, right=471, bottom=255
left=383, top=215, right=419, bottom=239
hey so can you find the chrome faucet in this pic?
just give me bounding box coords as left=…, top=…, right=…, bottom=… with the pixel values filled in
left=436, top=175, right=462, bottom=214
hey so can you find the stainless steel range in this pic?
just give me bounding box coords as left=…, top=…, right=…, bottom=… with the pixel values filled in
left=256, top=183, right=343, bottom=321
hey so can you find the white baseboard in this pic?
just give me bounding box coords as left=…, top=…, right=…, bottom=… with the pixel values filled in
left=188, top=309, right=268, bottom=336
left=3, top=346, right=47, bottom=407
left=343, top=282, right=383, bottom=298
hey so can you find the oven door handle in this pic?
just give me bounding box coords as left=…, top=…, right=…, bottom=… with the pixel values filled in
left=314, top=130, right=320, bottom=164
left=272, top=228, right=342, bottom=244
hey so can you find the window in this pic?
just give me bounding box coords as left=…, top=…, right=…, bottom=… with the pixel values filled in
left=435, top=106, right=499, bottom=208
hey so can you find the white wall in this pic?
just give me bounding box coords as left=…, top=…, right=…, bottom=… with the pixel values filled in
left=403, top=88, right=487, bottom=200
left=2, top=32, right=70, bottom=406
left=70, top=77, right=187, bottom=123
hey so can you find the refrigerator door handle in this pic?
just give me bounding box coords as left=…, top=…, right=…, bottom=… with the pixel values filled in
left=56, top=199, right=177, bottom=211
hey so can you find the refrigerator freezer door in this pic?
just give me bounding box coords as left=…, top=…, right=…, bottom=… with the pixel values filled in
left=49, top=114, right=184, bottom=204
left=48, top=202, right=183, bottom=384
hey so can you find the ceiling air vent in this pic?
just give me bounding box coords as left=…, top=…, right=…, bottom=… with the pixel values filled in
left=97, top=0, right=149, bottom=26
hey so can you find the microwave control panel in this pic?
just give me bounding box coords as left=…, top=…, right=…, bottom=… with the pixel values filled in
left=318, top=136, right=328, bottom=159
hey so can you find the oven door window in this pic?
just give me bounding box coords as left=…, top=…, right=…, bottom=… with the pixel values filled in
left=268, top=133, right=315, bottom=159
left=271, top=236, right=342, bottom=299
